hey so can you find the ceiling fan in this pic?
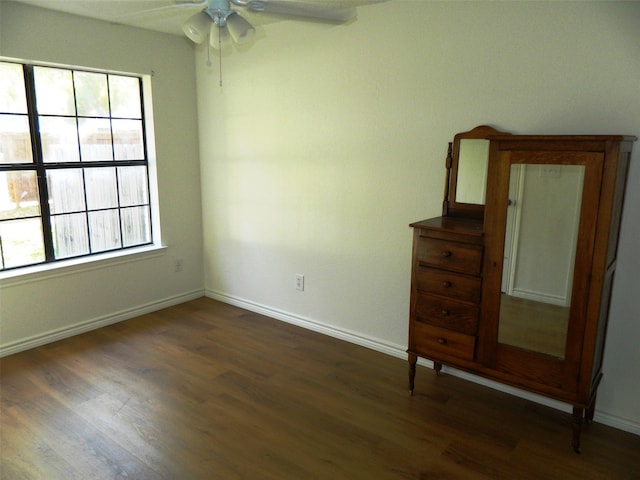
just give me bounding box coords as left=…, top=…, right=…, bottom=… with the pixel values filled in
left=175, top=0, right=357, bottom=49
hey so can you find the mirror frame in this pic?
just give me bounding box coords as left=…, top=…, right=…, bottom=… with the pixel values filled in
left=443, top=125, right=511, bottom=219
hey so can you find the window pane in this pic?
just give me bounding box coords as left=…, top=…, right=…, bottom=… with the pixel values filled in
left=0, top=62, right=27, bottom=113
left=0, top=114, right=33, bottom=164
left=122, top=206, right=150, bottom=247
left=109, top=75, right=141, bottom=118
left=52, top=213, right=89, bottom=258
left=0, top=218, right=45, bottom=269
left=79, top=118, right=113, bottom=161
left=112, top=119, right=143, bottom=160
left=0, top=170, right=40, bottom=220
left=47, top=169, right=85, bottom=214
left=40, top=116, right=80, bottom=163
left=118, top=166, right=148, bottom=207
left=75, top=71, right=109, bottom=117
left=89, top=209, right=121, bottom=252
left=34, top=67, right=76, bottom=116
left=85, top=167, right=117, bottom=210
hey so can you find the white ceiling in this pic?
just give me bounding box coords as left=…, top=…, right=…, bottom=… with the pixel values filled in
left=8, top=0, right=375, bottom=36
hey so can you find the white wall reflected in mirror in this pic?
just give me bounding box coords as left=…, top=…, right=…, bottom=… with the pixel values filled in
left=456, top=139, right=490, bottom=205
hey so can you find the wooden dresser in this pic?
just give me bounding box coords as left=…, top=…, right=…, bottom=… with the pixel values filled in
left=408, top=216, right=483, bottom=386
left=407, top=126, right=636, bottom=452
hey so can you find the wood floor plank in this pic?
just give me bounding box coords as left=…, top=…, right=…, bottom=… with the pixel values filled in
left=1, top=404, right=79, bottom=480
left=2, top=297, right=640, bottom=479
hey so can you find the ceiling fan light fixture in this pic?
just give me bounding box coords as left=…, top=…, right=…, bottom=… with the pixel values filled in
left=226, top=12, right=255, bottom=45
left=209, top=23, right=232, bottom=50
left=182, top=11, right=211, bottom=44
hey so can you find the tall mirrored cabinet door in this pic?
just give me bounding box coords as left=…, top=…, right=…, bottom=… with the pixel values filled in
left=479, top=148, right=605, bottom=391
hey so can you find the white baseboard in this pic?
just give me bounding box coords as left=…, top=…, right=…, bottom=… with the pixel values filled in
left=206, top=289, right=405, bottom=359
left=593, top=411, right=640, bottom=436
left=206, top=289, right=640, bottom=437
left=0, top=289, right=205, bottom=358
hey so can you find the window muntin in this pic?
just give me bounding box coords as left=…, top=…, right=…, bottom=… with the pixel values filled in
left=0, top=61, right=155, bottom=271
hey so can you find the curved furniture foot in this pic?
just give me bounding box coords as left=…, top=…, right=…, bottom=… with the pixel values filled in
left=408, top=352, right=417, bottom=395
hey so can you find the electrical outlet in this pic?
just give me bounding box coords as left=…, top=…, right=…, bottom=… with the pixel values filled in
left=175, top=258, right=183, bottom=272
left=295, top=274, right=304, bottom=291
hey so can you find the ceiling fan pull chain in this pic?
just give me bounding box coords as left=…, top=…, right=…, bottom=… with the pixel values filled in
left=218, top=27, right=223, bottom=87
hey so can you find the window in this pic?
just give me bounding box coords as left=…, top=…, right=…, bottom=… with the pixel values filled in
left=0, top=61, right=156, bottom=271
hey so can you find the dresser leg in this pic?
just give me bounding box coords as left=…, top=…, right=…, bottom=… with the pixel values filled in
left=586, top=393, right=597, bottom=423
left=434, top=361, right=442, bottom=376
left=408, top=353, right=417, bottom=395
left=572, top=406, right=583, bottom=454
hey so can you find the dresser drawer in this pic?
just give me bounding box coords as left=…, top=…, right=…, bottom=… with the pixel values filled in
left=416, top=236, right=482, bottom=275
left=413, top=293, right=479, bottom=335
left=411, top=322, right=476, bottom=361
left=414, top=266, right=481, bottom=304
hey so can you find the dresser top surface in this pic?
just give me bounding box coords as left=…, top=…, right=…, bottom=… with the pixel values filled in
left=410, top=216, right=483, bottom=237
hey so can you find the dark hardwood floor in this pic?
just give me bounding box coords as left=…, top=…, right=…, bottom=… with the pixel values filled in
left=1, top=297, right=639, bottom=479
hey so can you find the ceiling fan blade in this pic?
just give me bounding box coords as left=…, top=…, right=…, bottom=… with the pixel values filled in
left=112, top=1, right=207, bottom=21
left=244, top=1, right=356, bottom=22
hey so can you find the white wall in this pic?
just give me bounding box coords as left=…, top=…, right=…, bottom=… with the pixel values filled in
left=197, top=1, right=640, bottom=433
left=0, top=2, right=204, bottom=354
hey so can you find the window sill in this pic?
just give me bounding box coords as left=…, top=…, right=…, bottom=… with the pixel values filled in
left=0, top=245, right=167, bottom=287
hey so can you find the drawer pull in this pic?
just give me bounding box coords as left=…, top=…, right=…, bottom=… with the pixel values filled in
left=437, top=337, right=447, bottom=345
left=441, top=250, right=452, bottom=258
left=442, top=281, right=452, bottom=288
left=441, top=309, right=450, bottom=316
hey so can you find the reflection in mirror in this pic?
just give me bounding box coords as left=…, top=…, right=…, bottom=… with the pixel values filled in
left=498, top=164, right=585, bottom=358
left=455, top=139, right=490, bottom=205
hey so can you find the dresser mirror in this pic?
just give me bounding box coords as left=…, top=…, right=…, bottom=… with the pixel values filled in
left=497, top=163, right=585, bottom=359
left=455, top=139, right=490, bottom=205
left=444, top=125, right=510, bottom=219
